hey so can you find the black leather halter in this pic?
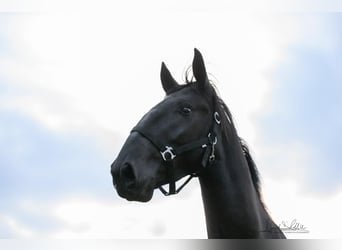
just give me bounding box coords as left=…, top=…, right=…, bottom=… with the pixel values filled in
left=131, top=111, right=221, bottom=196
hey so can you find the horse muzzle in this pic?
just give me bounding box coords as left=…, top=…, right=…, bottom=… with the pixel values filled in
left=111, top=160, right=154, bottom=202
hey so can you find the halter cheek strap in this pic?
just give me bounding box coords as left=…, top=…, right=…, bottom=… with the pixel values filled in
left=131, top=111, right=221, bottom=196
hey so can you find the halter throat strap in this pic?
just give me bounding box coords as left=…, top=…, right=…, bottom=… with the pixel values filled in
left=131, top=111, right=221, bottom=196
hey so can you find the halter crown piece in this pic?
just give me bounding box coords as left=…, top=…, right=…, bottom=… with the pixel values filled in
left=131, top=111, right=221, bottom=196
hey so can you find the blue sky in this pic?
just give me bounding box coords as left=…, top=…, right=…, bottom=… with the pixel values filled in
left=0, top=11, right=341, bottom=239
left=0, top=110, right=110, bottom=199
left=0, top=101, right=113, bottom=237
left=256, top=14, right=342, bottom=195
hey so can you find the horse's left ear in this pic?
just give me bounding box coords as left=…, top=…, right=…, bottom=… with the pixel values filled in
left=160, top=62, right=179, bottom=94
left=192, top=48, right=209, bottom=88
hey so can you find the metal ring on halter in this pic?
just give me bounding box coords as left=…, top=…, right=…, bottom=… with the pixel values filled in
left=160, top=146, right=176, bottom=161
left=214, top=112, right=221, bottom=125
left=208, top=133, right=217, bottom=145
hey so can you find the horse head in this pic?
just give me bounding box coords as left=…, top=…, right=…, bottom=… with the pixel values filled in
left=111, top=49, right=218, bottom=201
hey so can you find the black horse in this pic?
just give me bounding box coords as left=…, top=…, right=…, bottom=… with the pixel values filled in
left=111, top=49, right=286, bottom=239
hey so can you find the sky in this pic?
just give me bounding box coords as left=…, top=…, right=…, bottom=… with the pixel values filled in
left=0, top=3, right=341, bottom=240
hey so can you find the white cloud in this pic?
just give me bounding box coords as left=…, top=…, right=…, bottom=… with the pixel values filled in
left=1, top=12, right=291, bottom=140
left=0, top=13, right=83, bottom=133
left=50, top=183, right=206, bottom=239
left=263, top=177, right=342, bottom=239
left=0, top=214, right=35, bottom=238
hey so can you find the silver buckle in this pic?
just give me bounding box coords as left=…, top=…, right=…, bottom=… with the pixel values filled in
left=161, top=146, right=176, bottom=161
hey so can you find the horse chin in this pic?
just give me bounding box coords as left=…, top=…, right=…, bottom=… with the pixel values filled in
left=116, top=187, right=154, bottom=203
left=126, top=193, right=153, bottom=202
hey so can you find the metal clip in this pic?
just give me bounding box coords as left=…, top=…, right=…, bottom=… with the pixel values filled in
left=208, top=133, right=217, bottom=164
left=160, top=146, right=176, bottom=161
left=209, top=143, right=216, bottom=163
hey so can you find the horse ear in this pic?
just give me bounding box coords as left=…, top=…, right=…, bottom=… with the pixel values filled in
left=192, top=48, right=209, bottom=88
left=160, top=62, right=179, bottom=94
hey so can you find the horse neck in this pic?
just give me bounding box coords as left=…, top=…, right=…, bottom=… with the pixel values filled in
left=198, top=132, right=278, bottom=238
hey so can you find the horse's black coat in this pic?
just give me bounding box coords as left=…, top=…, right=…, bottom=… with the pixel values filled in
left=111, top=49, right=286, bottom=239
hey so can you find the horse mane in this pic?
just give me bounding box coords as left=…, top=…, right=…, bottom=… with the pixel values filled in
left=213, top=89, right=263, bottom=201
left=184, top=70, right=263, bottom=201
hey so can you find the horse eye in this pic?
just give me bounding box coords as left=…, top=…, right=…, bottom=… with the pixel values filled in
left=180, top=106, right=192, bottom=115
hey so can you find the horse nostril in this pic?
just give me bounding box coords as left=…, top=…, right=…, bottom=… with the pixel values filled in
left=120, top=162, right=136, bottom=189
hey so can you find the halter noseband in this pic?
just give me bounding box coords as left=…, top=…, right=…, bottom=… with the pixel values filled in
left=131, top=111, right=221, bottom=196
